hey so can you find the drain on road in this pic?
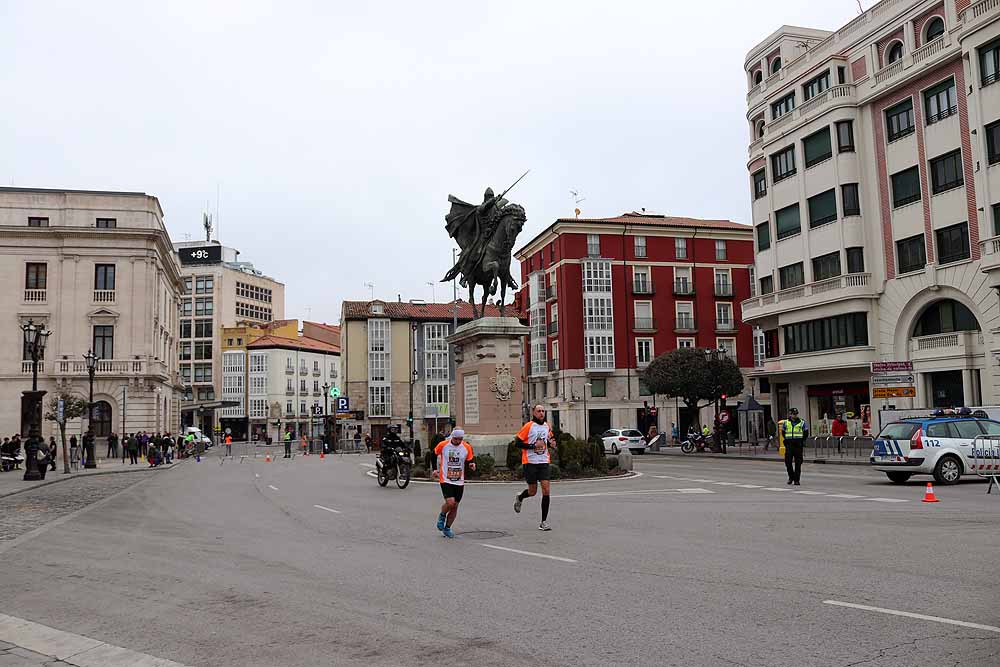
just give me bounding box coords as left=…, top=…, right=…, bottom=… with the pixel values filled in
left=456, top=530, right=509, bottom=540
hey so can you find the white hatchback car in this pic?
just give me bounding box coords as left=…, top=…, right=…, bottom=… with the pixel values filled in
left=600, top=429, right=647, bottom=455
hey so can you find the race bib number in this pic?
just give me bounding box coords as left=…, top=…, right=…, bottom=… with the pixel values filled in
left=446, top=466, right=462, bottom=481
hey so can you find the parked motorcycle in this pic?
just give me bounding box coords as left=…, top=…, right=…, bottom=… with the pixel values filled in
left=680, top=433, right=709, bottom=454
left=376, top=444, right=412, bottom=489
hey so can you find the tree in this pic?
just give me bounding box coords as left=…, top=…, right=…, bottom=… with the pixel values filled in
left=641, top=347, right=744, bottom=423
left=44, top=392, right=89, bottom=474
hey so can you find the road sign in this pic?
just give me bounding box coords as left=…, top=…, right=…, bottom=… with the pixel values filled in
left=335, top=397, right=349, bottom=412
left=873, top=387, right=916, bottom=398
left=329, top=386, right=341, bottom=399
left=719, top=410, right=731, bottom=424
left=312, top=404, right=324, bottom=416
left=871, top=361, right=913, bottom=374
left=871, top=374, right=915, bottom=386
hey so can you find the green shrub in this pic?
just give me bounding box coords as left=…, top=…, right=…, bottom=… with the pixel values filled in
left=474, top=453, right=495, bottom=477
left=564, top=460, right=583, bottom=477
left=607, top=455, right=619, bottom=470
left=506, top=439, right=522, bottom=471
left=549, top=463, right=561, bottom=479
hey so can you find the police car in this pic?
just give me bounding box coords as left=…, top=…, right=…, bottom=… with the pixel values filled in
left=870, top=408, right=1000, bottom=485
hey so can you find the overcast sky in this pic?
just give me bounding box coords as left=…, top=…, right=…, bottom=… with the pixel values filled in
left=1, top=0, right=868, bottom=323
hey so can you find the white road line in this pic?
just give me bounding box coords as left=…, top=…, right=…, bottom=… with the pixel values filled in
left=868, top=498, right=909, bottom=503
left=795, top=490, right=826, bottom=495
left=268, top=485, right=279, bottom=491
left=313, top=504, right=342, bottom=514
left=689, top=478, right=717, bottom=483
left=480, top=544, right=577, bottom=563
left=360, top=463, right=376, bottom=469
left=826, top=493, right=864, bottom=499
left=823, top=600, right=1000, bottom=634
left=736, top=484, right=764, bottom=488
left=712, top=481, right=741, bottom=486
left=555, top=488, right=714, bottom=498
left=762, top=487, right=793, bottom=491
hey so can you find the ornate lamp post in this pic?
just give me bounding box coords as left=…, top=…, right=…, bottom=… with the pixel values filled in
left=321, top=382, right=331, bottom=453
left=20, top=319, right=52, bottom=481
left=83, top=350, right=99, bottom=469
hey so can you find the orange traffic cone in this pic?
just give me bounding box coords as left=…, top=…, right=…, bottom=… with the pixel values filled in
left=922, top=482, right=940, bottom=503
left=319, top=450, right=325, bottom=459
left=265, top=451, right=272, bottom=463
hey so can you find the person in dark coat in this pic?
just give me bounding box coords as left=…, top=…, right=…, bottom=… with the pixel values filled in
left=48, top=436, right=58, bottom=471
left=127, top=433, right=139, bottom=465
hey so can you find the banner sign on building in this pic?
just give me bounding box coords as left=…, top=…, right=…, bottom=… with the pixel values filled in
left=870, top=361, right=913, bottom=374
left=871, top=374, right=915, bottom=386
left=872, top=387, right=917, bottom=398
left=177, top=245, right=223, bottom=266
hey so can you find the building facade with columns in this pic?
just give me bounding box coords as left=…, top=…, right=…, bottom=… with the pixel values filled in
left=743, top=0, right=1000, bottom=430
left=0, top=187, right=183, bottom=442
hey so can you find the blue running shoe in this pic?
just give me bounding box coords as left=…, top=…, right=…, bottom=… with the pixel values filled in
left=443, top=527, right=455, bottom=538
left=436, top=513, right=446, bottom=532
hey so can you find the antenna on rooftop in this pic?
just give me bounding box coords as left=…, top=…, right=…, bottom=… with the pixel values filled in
left=203, top=211, right=213, bottom=242
left=570, top=189, right=586, bottom=218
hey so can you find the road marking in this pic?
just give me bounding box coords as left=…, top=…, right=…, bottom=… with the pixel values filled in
left=826, top=494, right=864, bottom=499
left=795, top=490, right=826, bottom=495
left=762, top=487, right=793, bottom=491
left=480, top=544, right=577, bottom=563
left=823, top=600, right=1000, bottom=634
left=712, top=481, right=741, bottom=486
left=255, top=473, right=260, bottom=478
left=736, top=484, right=764, bottom=488
left=868, top=498, right=909, bottom=503
left=268, top=484, right=279, bottom=491
left=360, top=463, right=376, bottom=469
left=313, top=504, right=342, bottom=514
left=555, top=488, right=714, bottom=498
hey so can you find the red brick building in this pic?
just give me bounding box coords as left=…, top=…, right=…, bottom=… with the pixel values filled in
left=514, top=211, right=755, bottom=438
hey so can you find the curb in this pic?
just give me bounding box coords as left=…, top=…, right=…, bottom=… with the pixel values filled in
left=0, top=461, right=183, bottom=499
left=647, top=451, right=869, bottom=467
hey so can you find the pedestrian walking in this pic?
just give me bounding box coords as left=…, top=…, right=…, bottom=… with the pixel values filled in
left=671, top=422, right=679, bottom=444
left=301, top=434, right=308, bottom=456
left=107, top=432, right=119, bottom=459
left=48, top=436, right=57, bottom=471
left=127, top=433, right=139, bottom=465
left=512, top=404, right=557, bottom=531
left=831, top=413, right=848, bottom=453
left=283, top=429, right=292, bottom=458
left=69, top=435, right=79, bottom=471
left=225, top=433, right=233, bottom=456
left=162, top=432, right=174, bottom=463
left=782, top=408, right=808, bottom=485
left=434, top=428, right=475, bottom=539
left=35, top=436, right=49, bottom=480
left=353, top=429, right=361, bottom=452
left=364, top=432, right=372, bottom=454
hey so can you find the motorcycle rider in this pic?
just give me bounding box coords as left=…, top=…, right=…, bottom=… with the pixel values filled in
left=379, top=426, right=405, bottom=469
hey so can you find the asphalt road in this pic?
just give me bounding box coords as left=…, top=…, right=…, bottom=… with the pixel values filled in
left=0, top=451, right=997, bottom=666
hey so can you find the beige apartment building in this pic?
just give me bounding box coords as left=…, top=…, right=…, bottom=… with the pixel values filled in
left=743, top=0, right=1000, bottom=430
left=0, top=187, right=183, bottom=441
left=173, top=240, right=285, bottom=435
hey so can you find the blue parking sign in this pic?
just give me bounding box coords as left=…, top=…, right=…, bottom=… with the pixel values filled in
left=336, top=397, right=349, bottom=412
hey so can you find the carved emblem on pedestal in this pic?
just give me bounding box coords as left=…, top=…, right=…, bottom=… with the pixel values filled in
left=489, top=364, right=517, bottom=401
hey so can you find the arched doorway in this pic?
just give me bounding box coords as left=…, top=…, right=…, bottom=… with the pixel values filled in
left=91, top=400, right=113, bottom=437
left=911, top=300, right=982, bottom=407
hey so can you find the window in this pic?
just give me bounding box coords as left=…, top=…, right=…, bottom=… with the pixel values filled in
left=812, top=251, right=842, bottom=281
left=979, top=36, right=999, bottom=86
left=369, top=385, right=390, bottom=417
left=584, top=296, right=613, bottom=329
left=803, top=71, right=830, bottom=101
left=784, top=312, right=868, bottom=355
left=771, top=57, right=782, bottom=74
left=313, top=360, right=320, bottom=371
left=760, top=275, right=774, bottom=295
left=426, top=383, right=449, bottom=406
left=716, top=302, right=734, bottom=328
left=424, top=323, right=449, bottom=381
left=194, top=319, right=213, bottom=338
left=753, top=169, right=767, bottom=199
left=638, top=379, right=653, bottom=396
left=886, top=99, right=915, bottom=141
left=583, top=260, right=612, bottom=292
left=181, top=300, right=192, bottom=317
left=846, top=247, right=865, bottom=273
left=753, top=70, right=763, bottom=85
left=587, top=234, right=600, bottom=257
left=94, top=264, right=116, bottom=290
left=677, top=338, right=695, bottom=349
left=764, top=329, right=779, bottom=358
left=633, top=267, right=651, bottom=294
left=771, top=146, right=796, bottom=182
left=25, top=263, right=46, bottom=289
left=808, top=189, right=838, bottom=227
left=590, top=378, right=607, bottom=398
left=775, top=204, right=801, bottom=240
left=634, top=236, right=646, bottom=258
left=675, top=302, right=695, bottom=329
left=715, top=240, right=727, bottom=261
left=286, top=401, right=293, bottom=415
left=368, top=318, right=390, bottom=384
left=925, top=17, right=944, bottom=42
left=842, top=183, right=860, bottom=216
left=896, top=234, right=927, bottom=274
left=300, top=379, right=307, bottom=392
left=195, top=298, right=214, bottom=316
left=636, top=338, right=653, bottom=365
left=985, top=120, right=1000, bottom=165
left=717, top=338, right=737, bottom=360
left=756, top=221, right=771, bottom=251
left=913, top=299, right=981, bottom=336
left=182, top=278, right=192, bottom=294
left=994, top=203, right=1000, bottom=237
left=287, top=378, right=294, bottom=392
left=634, top=301, right=653, bottom=329
left=584, top=335, right=614, bottom=369
left=924, top=78, right=957, bottom=124
left=180, top=365, right=192, bottom=383
left=836, top=121, right=854, bottom=152
left=93, top=325, right=114, bottom=359
left=179, top=342, right=192, bottom=361
left=929, top=150, right=963, bottom=194
left=675, top=237, right=687, bottom=259
left=180, top=320, right=192, bottom=338
left=28, top=217, right=49, bottom=227
left=803, top=128, right=833, bottom=167
left=714, top=268, right=732, bottom=295
left=95, top=217, right=117, bottom=229
left=837, top=66, right=846, bottom=84
left=673, top=266, right=692, bottom=294
left=753, top=329, right=765, bottom=367
left=887, top=42, right=903, bottom=64
left=195, top=276, right=214, bottom=294
left=194, top=341, right=212, bottom=360
left=779, top=262, right=804, bottom=290
left=749, top=266, right=756, bottom=297
left=935, top=222, right=970, bottom=264
left=300, top=402, right=306, bottom=415
left=771, top=93, right=795, bottom=120
left=891, top=167, right=921, bottom=207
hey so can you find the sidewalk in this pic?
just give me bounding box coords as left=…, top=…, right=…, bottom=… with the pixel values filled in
left=0, top=456, right=179, bottom=499
left=648, top=443, right=871, bottom=466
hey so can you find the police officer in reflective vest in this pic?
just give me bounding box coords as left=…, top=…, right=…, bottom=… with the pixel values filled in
left=782, top=407, right=809, bottom=485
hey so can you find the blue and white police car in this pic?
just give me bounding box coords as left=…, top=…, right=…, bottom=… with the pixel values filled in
left=871, top=408, right=1000, bottom=485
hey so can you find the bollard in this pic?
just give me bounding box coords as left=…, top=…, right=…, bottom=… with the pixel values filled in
left=617, top=448, right=634, bottom=472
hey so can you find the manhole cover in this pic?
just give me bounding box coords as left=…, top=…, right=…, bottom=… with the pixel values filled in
left=455, top=530, right=509, bottom=540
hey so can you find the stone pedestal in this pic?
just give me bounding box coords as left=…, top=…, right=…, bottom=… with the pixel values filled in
left=447, top=317, right=529, bottom=466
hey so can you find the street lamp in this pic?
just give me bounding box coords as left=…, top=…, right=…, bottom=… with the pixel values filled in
left=83, top=350, right=99, bottom=469
left=583, top=382, right=593, bottom=441
left=321, top=382, right=331, bottom=453
left=20, top=319, right=51, bottom=481
left=21, top=319, right=51, bottom=392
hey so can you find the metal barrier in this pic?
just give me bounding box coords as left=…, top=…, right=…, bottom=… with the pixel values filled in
left=808, top=436, right=872, bottom=461
left=971, top=435, right=1000, bottom=494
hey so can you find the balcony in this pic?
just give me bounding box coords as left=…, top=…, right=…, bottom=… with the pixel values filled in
left=741, top=273, right=873, bottom=320
left=530, top=359, right=548, bottom=376
left=978, top=236, right=1000, bottom=286
left=962, top=0, right=1000, bottom=32
left=548, top=358, right=559, bottom=372
left=312, top=368, right=321, bottom=376
left=299, top=366, right=308, bottom=375
left=584, top=317, right=613, bottom=331
left=632, top=281, right=655, bottom=296
left=674, top=316, right=697, bottom=333
left=21, top=361, right=43, bottom=374
left=716, top=320, right=737, bottom=333
left=633, top=317, right=657, bottom=332
left=761, top=84, right=856, bottom=142
left=93, top=290, right=116, bottom=304
left=673, top=280, right=695, bottom=296
left=585, top=355, right=614, bottom=373
left=547, top=321, right=559, bottom=336
left=869, top=32, right=954, bottom=97
left=545, top=286, right=556, bottom=301
left=23, top=289, right=46, bottom=303
left=55, top=358, right=148, bottom=376
left=285, top=365, right=295, bottom=375
left=312, top=390, right=321, bottom=397
left=714, top=282, right=733, bottom=298
left=909, top=331, right=984, bottom=363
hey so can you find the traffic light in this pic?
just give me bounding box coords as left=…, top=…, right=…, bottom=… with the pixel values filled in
left=721, top=394, right=727, bottom=400
left=406, top=412, right=414, bottom=426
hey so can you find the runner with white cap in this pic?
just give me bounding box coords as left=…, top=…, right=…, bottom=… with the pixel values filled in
left=434, top=428, right=475, bottom=538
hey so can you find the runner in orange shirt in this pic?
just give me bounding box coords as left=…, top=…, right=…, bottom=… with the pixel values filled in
left=434, top=429, right=475, bottom=539
left=513, top=404, right=557, bottom=531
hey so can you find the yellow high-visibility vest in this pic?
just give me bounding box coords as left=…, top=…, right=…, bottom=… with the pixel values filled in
left=782, top=420, right=805, bottom=439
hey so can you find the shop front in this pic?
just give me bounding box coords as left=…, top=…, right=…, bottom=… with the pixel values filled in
left=806, top=382, right=870, bottom=432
